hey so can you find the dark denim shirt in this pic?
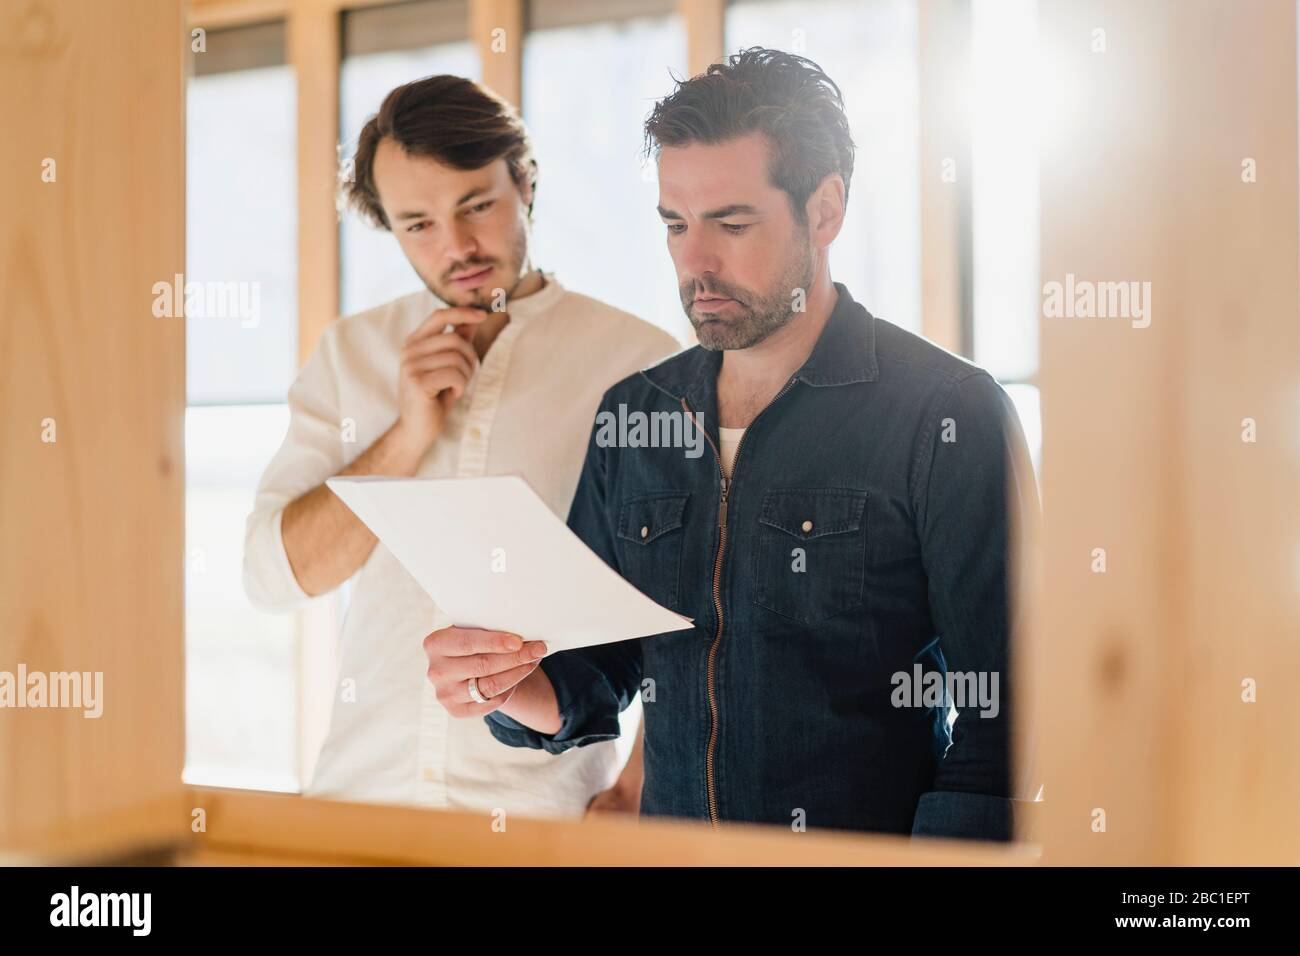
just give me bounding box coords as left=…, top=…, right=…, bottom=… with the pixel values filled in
left=487, top=283, right=1038, bottom=840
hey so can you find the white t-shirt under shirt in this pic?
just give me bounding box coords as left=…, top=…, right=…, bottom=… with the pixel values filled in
left=719, top=426, right=745, bottom=478
left=243, top=274, right=680, bottom=817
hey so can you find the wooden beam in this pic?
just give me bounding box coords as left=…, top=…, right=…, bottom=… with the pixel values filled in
left=470, top=0, right=523, bottom=107
left=0, top=0, right=187, bottom=846
left=3, top=795, right=190, bottom=864
left=190, top=0, right=289, bottom=29
left=1031, top=0, right=1300, bottom=864
left=289, top=0, right=341, bottom=364
left=680, top=0, right=724, bottom=76
left=9, top=784, right=1042, bottom=865
left=189, top=0, right=399, bottom=30
left=184, top=786, right=1039, bottom=865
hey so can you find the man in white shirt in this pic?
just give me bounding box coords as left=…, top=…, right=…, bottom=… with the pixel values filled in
left=243, top=74, right=678, bottom=818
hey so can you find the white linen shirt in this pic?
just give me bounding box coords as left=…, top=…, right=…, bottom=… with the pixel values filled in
left=243, top=274, right=679, bottom=818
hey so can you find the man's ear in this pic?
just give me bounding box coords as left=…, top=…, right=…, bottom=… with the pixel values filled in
left=517, top=169, right=535, bottom=219
left=805, top=173, right=847, bottom=248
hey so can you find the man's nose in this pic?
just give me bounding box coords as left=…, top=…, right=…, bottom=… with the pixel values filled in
left=443, top=219, right=478, bottom=265
left=676, top=229, right=720, bottom=278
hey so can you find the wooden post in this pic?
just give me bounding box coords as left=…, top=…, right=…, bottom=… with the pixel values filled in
left=680, top=0, right=724, bottom=76
left=1029, top=0, right=1300, bottom=864
left=289, top=0, right=341, bottom=364
left=0, top=0, right=187, bottom=846
left=470, top=0, right=523, bottom=107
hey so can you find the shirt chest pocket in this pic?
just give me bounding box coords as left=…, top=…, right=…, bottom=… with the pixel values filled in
left=616, top=492, right=690, bottom=612
left=752, top=488, right=868, bottom=626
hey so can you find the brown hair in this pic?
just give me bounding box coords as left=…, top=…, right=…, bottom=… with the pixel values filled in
left=345, top=74, right=537, bottom=230
left=643, top=47, right=855, bottom=223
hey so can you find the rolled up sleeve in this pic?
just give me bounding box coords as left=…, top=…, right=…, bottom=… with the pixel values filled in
left=242, top=329, right=345, bottom=612
left=909, top=371, right=1039, bottom=842
left=485, top=638, right=640, bottom=753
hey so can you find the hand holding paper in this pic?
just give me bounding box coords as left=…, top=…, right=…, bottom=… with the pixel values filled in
left=326, top=474, right=693, bottom=654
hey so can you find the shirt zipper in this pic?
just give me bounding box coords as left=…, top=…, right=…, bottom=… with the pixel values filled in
left=680, top=375, right=797, bottom=829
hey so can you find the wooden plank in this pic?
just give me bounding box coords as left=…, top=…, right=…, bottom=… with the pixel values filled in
left=289, top=0, right=341, bottom=364
left=8, top=785, right=1039, bottom=865
left=680, top=0, right=724, bottom=76
left=189, top=0, right=401, bottom=31
left=2, top=796, right=190, bottom=864
left=1168, top=0, right=1300, bottom=866
left=0, top=0, right=187, bottom=846
left=187, top=786, right=1039, bottom=865
left=470, top=0, right=523, bottom=106
left=190, top=0, right=290, bottom=29
left=1031, top=0, right=1300, bottom=864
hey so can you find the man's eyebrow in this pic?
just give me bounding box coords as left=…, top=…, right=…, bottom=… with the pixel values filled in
left=392, top=187, right=493, bottom=221
left=656, top=203, right=762, bottom=220
left=702, top=204, right=760, bottom=219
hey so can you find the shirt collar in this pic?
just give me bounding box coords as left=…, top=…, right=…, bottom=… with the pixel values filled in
left=641, top=281, right=879, bottom=404
left=500, top=271, right=564, bottom=322
left=423, top=271, right=565, bottom=323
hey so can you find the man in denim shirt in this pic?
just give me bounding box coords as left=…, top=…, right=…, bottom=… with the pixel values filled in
left=421, top=48, right=1038, bottom=841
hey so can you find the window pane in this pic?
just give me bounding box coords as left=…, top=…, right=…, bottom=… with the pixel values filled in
left=1002, top=383, right=1042, bottom=481
left=185, top=24, right=301, bottom=792
left=523, top=13, right=689, bottom=339
left=339, top=21, right=479, bottom=316
left=971, top=0, right=1039, bottom=380
left=726, top=0, right=922, bottom=334
left=186, top=57, right=297, bottom=404
left=184, top=405, right=298, bottom=792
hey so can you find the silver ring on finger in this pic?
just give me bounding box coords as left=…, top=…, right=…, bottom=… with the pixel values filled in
left=467, top=676, right=490, bottom=705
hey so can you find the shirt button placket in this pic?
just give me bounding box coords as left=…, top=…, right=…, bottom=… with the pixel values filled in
left=418, top=674, right=448, bottom=807
left=455, top=323, right=517, bottom=480
left=438, top=321, right=520, bottom=807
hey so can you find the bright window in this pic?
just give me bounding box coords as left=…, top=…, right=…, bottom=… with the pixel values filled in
left=726, top=0, right=923, bottom=335
left=971, top=0, right=1041, bottom=472
left=184, top=22, right=299, bottom=790
left=523, top=2, right=689, bottom=340
left=339, top=0, right=479, bottom=316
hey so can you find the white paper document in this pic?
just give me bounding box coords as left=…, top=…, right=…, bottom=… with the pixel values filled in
left=326, top=474, right=694, bottom=653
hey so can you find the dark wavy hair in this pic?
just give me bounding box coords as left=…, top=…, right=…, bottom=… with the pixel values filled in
left=643, top=47, right=855, bottom=223
left=345, top=74, right=537, bottom=230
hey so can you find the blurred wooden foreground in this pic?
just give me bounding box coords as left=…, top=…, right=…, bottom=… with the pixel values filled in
left=1, top=0, right=1296, bottom=866
left=2, top=786, right=1039, bottom=866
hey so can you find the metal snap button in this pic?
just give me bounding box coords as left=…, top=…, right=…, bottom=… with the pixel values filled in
left=801, top=519, right=813, bottom=532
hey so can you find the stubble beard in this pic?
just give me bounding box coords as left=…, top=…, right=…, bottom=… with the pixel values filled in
left=682, top=235, right=815, bottom=351
left=420, top=217, right=531, bottom=310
